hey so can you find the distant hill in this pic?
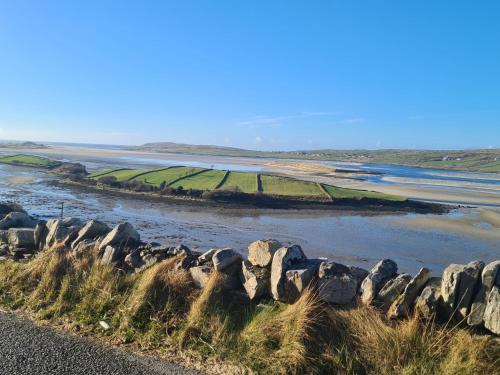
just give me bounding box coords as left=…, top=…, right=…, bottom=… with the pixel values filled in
left=129, top=142, right=500, bottom=173
left=0, top=141, right=47, bottom=149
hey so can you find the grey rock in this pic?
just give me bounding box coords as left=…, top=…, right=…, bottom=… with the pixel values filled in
left=375, top=273, right=412, bottom=311
left=441, top=261, right=484, bottom=319
left=347, top=265, right=370, bottom=288
left=44, top=218, right=82, bottom=249
left=212, top=248, right=243, bottom=272
left=282, top=259, right=322, bottom=303
left=483, top=286, right=500, bottom=335
left=482, top=260, right=500, bottom=289
left=171, top=244, right=192, bottom=257
left=248, top=239, right=282, bottom=267
left=415, top=277, right=442, bottom=318
left=100, top=246, right=120, bottom=265
left=7, top=228, right=35, bottom=249
left=71, top=220, right=110, bottom=249
left=389, top=268, right=432, bottom=319
left=319, top=273, right=358, bottom=305
left=72, top=239, right=97, bottom=255
left=197, top=248, right=218, bottom=265
left=270, top=245, right=307, bottom=301
left=0, top=212, right=37, bottom=230
left=33, top=221, right=48, bottom=251
left=360, top=259, right=398, bottom=305
left=98, top=223, right=140, bottom=252
left=124, top=249, right=143, bottom=269
left=190, top=265, right=213, bottom=289
left=239, top=260, right=270, bottom=300
left=468, top=261, right=500, bottom=327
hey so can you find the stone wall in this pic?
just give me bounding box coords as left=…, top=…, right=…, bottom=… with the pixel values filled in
left=0, top=202, right=498, bottom=336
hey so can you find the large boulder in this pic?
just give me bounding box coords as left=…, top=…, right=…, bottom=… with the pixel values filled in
left=270, top=245, right=307, bottom=301
left=248, top=239, right=282, bottom=267
left=483, top=286, right=500, bottom=335
left=44, top=218, right=83, bottom=249
left=415, top=277, right=442, bottom=318
left=468, top=261, right=500, bottom=327
left=98, top=223, right=140, bottom=252
left=0, top=212, right=37, bottom=230
left=282, top=259, right=321, bottom=303
left=360, top=259, right=398, bottom=305
left=388, top=268, right=432, bottom=319
left=375, top=273, right=412, bottom=311
left=190, top=265, right=213, bottom=289
left=71, top=220, right=110, bottom=249
left=7, top=228, right=35, bottom=249
left=212, top=248, right=243, bottom=272
left=317, top=261, right=361, bottom=305
left=239, top=260, right=270, bottom=300
left=100, top=246, right=121, bottom=265
left=33, top=221, right=48, bottom=251
left=441, top=261, right=484, bottom=319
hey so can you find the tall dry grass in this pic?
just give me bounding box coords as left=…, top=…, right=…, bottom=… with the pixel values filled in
left=0, top=246, right=498, bottom=375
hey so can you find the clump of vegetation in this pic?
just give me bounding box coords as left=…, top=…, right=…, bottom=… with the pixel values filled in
left=0, top=247, right=497, bottom=374
left=0, top=154, right=60, bottom=168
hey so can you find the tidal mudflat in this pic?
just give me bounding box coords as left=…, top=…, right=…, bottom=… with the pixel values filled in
left=1, top=158, right=498, bottom=274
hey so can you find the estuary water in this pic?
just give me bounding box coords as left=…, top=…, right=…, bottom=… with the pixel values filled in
left=0, top=156, right=499, bottom=274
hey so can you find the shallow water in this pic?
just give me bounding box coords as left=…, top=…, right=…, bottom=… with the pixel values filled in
left=0, top=163, right=498, bottom=274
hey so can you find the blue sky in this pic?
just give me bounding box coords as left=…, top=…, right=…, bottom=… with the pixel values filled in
left=0, top=1, right=499, bottom=150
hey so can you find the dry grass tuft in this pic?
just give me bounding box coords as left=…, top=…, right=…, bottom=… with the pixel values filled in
left=240, top=289, right=323, bottom=374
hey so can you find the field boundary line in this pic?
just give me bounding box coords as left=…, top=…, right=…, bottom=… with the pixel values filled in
left=318, top=183, right=334, bottom=201
left=167, top=168, right=211, bottom=187
left=215, top=170, right=230, bottom=189
left=126, top=166, right=179, bottom=182
left=256, top=174, right=263, bottom=192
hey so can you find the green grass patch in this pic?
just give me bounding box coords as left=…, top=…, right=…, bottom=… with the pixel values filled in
left=133, top=167, right=205, bottom=187
left=91, top=169, right=147, bottom=182
left=220, top=171, right=258, bottom=193
left=260, top=175, right=325, bottom=197
left=170, top=169, right=226, bottom=190
left=322, top=184, right=406, bottom=201
left=0, top=154, right=59, bottom=168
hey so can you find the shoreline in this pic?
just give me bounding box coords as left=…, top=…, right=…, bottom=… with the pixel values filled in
left=62, top=179, right=448, bottom=214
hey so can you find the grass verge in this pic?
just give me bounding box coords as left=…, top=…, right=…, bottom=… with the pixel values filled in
left=1, top=248, right=496, bottom=374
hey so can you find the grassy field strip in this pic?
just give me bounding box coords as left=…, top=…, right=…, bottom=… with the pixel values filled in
left=260, top=175, right=324, bottom=197
left=220, top=171, right=258, bottom=193
left=170, top=169, right=226, bottom=190
left=98, top=169, right=149, bottom=182
left=317, top=183, right=333, bottom=200
left=88, top=168, right=132, bottom=179
left=322, top=184, right=405, bottom=201
left=125, top=166, right=178, bottom=182
left=214, top=170, right=230, bottom=189
left=0, top=154, right=58, bottom=167
left=133, top=167, right=206, bottom=187
left=165, top=168, right=210, bottom=187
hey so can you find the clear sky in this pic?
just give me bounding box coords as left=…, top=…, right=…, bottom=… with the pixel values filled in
left=0, top=1, right=499, bottom=150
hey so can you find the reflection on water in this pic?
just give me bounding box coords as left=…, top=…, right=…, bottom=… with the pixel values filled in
left=1, top=163, right=498, bottom=275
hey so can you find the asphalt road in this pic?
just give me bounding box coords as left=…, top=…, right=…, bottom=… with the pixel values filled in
left=0, top=311, right=200, bottom=375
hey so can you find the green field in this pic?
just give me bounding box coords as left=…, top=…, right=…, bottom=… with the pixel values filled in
left=220, top=171, right=258, bottom=193
left=133, top=167, right=205, bottom=186
left=260, top=175, right=325, bottom=197
left=93, top=169, right=146, bottom=182
left=0, top=154, right=59, bottom=168
left=88, top=165, right=407, bottom=203
left=170, top=169, right=226, bottom=190
left=322, top=184, right=405, bottom=201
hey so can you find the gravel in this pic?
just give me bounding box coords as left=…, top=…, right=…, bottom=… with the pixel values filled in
left=0, top=311, right=200, bottom=375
